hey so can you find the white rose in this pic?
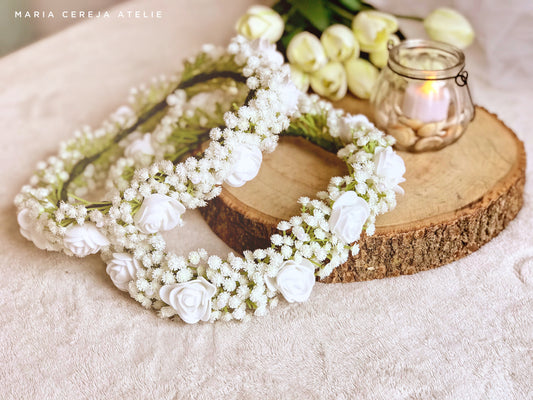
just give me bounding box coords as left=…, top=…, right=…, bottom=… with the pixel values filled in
left=17, top=209, right=52, bottom=250
left=225, top=143, right=262, bottom=188
left=106, top=253, right=141, bottom=291
left=287, top=32, right=327, bottom=73
left=63, top=223, right=109, bottom=257
left=289, top=65, right=310, bottom=93
left=265, top=259, right=316, bottom=303
left=328, top=191, right=370, bottom=244
left=134, top=193, right=186, bottom=234
left=310, top=61, right=348, bottom=101
left=344, top=57, right=379, bottom=100
left=124, top=133, right=155, bottom=158
left=160, top=277, right=216, bottom=324
left=235, top=5, right=284, bottom=43
left=374, top=146, right=406, bottom=194
left=352, top=10, right=398, bottom=53
left=424, top=8, right=474, bottom=49
left=321, top=24, right=359, bottom=62
left=339, top=114, right=374, bottom=144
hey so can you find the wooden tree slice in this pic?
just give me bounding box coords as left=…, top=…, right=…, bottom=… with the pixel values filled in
left=199, top=98, right=526, bottom=283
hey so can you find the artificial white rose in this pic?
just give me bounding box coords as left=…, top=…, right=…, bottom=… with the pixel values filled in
left=369, top=34, right=400, bottom=69
left=134, top=193, right=186, bottom=234
left=124, top=133, right=155, bottom=159
left=339, top=114, right=374, bottom=144
left=328, top=191, right=370, bottom=244
left=63, top=223, right=110, bottom=257
left=374, top=146, right=406, bottom=194
left=287, top=32, right=328, bottom=73
left=160, top=277, right=216, bottom=324
left=289, top=65, right=310, bottom=93
left=225, top=143, right=262, bottom=188
left=106, top=253, right=141, bottom=291
left=265, top=259, right=316, bottom=303
left=344, top=57, right=379, bottom=99
left=235, top=5, right=284, bottom=43
left=352, top=11, right=398, bottom=53
left=310, top=61, right=348, bottom=101
left=424, top=8, right=474, bottom=49
left=321, top=24, right=359, bottom=62
left=17, top=209, right=52, bottom=250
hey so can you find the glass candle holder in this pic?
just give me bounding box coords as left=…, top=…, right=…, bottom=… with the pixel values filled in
left=370, top=39, right=475, bottom=152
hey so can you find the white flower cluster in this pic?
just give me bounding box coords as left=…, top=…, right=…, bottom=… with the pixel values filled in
left=103, top=95, right=405, bottom=324
left=13, top=73, right=181, bottom=253
left=14, top=36, right=298, bottom=258
left=14, top=36, right=406, bottom=325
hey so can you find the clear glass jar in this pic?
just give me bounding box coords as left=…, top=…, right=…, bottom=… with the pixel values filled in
left=370, top=39, right=475, bottom=152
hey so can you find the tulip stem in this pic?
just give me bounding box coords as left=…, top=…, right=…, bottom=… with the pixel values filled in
left=328, top=3, right=355, bottom=21
left=394, top=14, right=424, bottom=22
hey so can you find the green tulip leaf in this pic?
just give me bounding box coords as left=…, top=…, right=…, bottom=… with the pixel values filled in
left=338, top=0, right=363, bottom=12
left=289, top=0, right=332, bottom=31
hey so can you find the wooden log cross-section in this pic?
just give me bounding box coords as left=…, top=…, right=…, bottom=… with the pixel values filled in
left=199, top=98, right=526, bottom=283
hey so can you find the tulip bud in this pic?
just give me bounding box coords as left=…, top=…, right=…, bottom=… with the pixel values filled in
left=424, top=8, right=474, bottom=49
left=320, top=24, right=359, bottom=62
left=344, top=57, right=379, bottom=99
left=352, top=11, right=398, bottom=53
left=287, top=32, right=328, bottom=73
left=235, top=5, right=284, bottom=43
left=289, top=65, right=310, bottom=93
left=310, top=62, right=347, bottom=101
left=369, top=34, right=400, bottom=69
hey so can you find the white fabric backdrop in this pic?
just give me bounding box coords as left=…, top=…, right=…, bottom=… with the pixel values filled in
left=0, top=0, right=531, bottom=399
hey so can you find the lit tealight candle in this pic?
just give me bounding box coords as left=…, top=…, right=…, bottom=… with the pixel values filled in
left=402, top=80, right=450, bottom=123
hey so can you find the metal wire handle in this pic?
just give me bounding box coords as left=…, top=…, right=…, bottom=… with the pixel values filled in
left=455, top=70, right=475, bottom=121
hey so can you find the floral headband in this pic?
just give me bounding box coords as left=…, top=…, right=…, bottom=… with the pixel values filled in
left=15, top=36, right=405, bottom=324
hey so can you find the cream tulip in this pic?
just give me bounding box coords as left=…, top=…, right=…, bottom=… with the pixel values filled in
left=344, top=57, right=379, bottom=99
left=369, top=34, right=400, bottom=69
left=352, top=11, right=398, bottom=53
left=235, top=5, right=284, bottom=43
left=424, top=8, right=474, bottom=49
left=310, top=62, right=347, bottom=101
left=287, top=32, right=327, bottom=73
left=320, top=24, right=359, bottom=62
left=289, top=65, right=310, bottom=92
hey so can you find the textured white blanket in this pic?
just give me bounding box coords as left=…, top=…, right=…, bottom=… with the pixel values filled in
left=1, top=0, right=531, bottom=399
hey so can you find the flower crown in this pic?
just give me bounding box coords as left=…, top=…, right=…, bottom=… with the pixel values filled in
left=15, top=36, right=406, bottom=324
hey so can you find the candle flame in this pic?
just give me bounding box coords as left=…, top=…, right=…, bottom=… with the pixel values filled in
left=420, top=80, right=441, bottom=96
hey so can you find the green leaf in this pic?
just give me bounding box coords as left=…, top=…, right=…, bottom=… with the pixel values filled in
left=272, top=0, right=292, bottom=15
left=289, top=0, right=331, bottom=31
left=328, top=3, right=356, bottom=22
left=338, top=0, right=363, bottom=12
